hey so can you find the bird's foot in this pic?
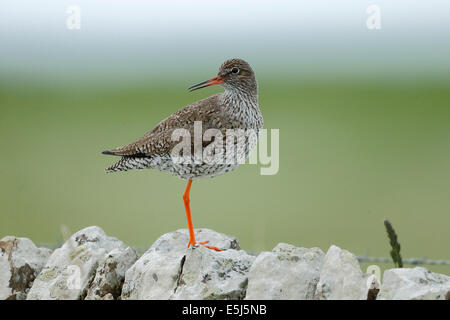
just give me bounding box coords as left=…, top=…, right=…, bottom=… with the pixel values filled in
left=199, top=240, right=223, bottom=251
left=188, top=240, right=223, bottom=251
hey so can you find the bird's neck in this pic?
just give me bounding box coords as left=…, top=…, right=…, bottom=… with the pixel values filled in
left=222, top=86, right=258, bottom=106
left=221, top=87, right=261, bottom=128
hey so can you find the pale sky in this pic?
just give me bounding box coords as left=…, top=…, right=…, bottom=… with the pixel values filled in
left=1, top=0, right=449, bottom=81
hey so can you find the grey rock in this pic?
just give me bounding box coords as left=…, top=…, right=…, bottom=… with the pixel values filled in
left=27, top=226, right=129, bottom=300
left=245, top=243, right=324, bottom=300
left=377, top=267, right=450, bottom=300
left=85, top=246, right=138, bottom=300
left=0, top=236, right=52, bottom=300
left=7, top=226, right=448, bottom=301
left=314, top=245, right=370, bottom=300
left=121, top=228, right=247, bottom=300
left=173, top=245, right=254, bottom=300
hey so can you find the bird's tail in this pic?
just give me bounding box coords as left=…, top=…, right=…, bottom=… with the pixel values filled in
left=105, top=156, right=152, bottom=173
left=105, top=157, right=132, bottom=173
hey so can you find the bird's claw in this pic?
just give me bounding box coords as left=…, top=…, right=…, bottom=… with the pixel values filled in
left=188, top=240, right=223, bottom=251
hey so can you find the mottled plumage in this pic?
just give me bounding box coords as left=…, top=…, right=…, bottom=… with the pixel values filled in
left=103, top=58, right=263, bottom=180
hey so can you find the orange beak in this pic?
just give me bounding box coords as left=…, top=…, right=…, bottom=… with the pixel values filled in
left=188, top=76, right=224, bottom=92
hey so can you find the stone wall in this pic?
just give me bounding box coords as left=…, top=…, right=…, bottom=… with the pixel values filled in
left=1, top=226, right=449, bottom=300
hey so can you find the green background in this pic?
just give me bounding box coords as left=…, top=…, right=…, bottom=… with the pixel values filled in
left=1, top=76, right=449, bottom=274
left=0, top=1, right=449, bottom=275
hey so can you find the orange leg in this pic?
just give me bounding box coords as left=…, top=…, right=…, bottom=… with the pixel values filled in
left=183, top=180, right=196, bottom=247
left=183, top=180, right=222, bottom=251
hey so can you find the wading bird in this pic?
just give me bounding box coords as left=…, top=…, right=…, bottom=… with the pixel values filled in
left=102, top=58, right=263, bottom=251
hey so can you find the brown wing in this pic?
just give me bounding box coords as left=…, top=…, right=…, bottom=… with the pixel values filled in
left=102, top=94, right=224, bottom=157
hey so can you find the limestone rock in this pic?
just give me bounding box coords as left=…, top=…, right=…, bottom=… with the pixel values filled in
left=85, top=246, right=138, bottom=300
left=314, top=245, right=370, bottom=300
left=7, top=225, right=448, bottom=301
left=173, top=245, right=254, bottom=300
left=0, top=236, right=52, bottom=300
left=377, top=267, right=450, bottom=300
left=245, top=243, right=324, bottom=299
left=27, top=226, right=128, bottom=300
left=121, top=228, right=246, bottom=300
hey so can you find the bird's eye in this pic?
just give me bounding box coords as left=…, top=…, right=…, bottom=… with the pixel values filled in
left=231, top=67, right=240, bottom=74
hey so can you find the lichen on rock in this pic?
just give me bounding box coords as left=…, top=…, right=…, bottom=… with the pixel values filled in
left=2, top=226, right=449, bottom=301
left=0, top=236, right=52, bottom=300
left=121, top=228, right=248, bottom=300
left=26, top=226, right=131, bottom=300
left=85, top=246, right=138, bottom=300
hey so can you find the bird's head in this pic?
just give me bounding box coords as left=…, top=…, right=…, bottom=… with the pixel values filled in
left=188, top=58, right=257, bottom=94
